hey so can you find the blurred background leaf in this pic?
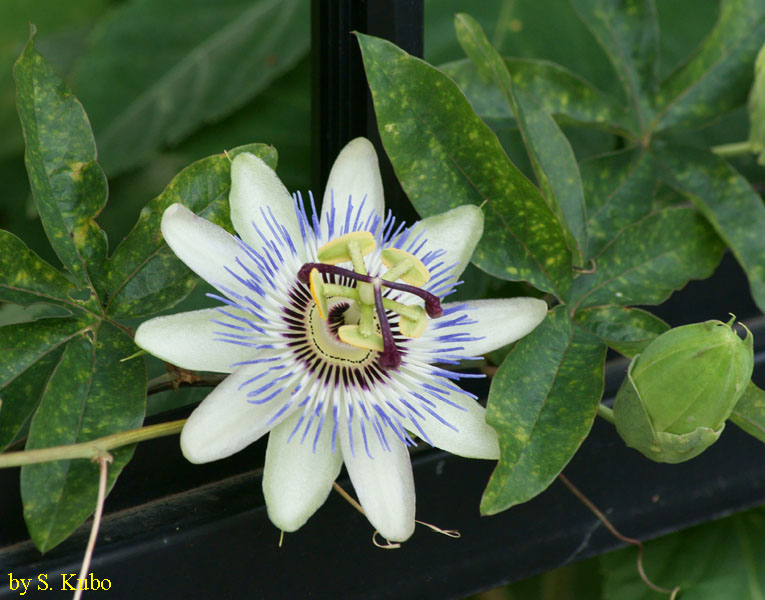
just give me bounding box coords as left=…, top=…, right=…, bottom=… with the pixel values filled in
left=601, top=508, right=765, bottom=599
left=0, top=0, right=111, bottom=160
left=69, top=0, right=307, bottom=176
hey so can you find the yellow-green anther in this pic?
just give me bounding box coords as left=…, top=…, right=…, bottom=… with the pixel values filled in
left=309, top=268, right=329, bottom=321
left=398, top=310, right=428, bottom=338
left=338, top=325, right=384, bottom=352
left=381, top=248, right=430, bottom=286
left=398, top=305, right=428, bottom=338
left=317, top=231, right=376, bottom=264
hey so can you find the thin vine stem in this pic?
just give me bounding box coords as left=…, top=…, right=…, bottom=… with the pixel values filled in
left=558, top=474, right=680, bottom=599
left=0, top=420, right=186, bottom=468
left=73, top=455, right=111, bottom=600
left=1, top=369, right=221, bottom=458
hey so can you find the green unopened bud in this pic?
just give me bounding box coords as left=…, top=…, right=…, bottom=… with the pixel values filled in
left=614, top=318, right=753, bottom=463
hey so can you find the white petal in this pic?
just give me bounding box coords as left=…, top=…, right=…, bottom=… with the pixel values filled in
left=135, top=308, right=259, bottom=373
left=443, top=297, right=548, bottom=356
left=339, top=416, right=415, bottom=542
left=230, top=152, right=304, bottom=257
left=414, top=390, right=499, bottom=459
left=161, top=203, right=251, bottom=299
left=180, top=365, right=300, bottom=464
left=401, top=204, right=484, bottom=286
left=262, top=411, right=343, bottom=532
left=320, top=138, right=385, bottom=237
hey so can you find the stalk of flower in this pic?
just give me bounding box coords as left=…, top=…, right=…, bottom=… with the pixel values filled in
left=135, top=138, right=547, bottom=542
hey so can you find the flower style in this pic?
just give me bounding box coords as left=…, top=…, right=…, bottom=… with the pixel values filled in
left=135, top=138, right=547, bottom=542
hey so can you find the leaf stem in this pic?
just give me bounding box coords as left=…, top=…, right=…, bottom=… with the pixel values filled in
left=73, top=455, right=111, bottom=600
left=597, top=403, right=616, bottom=424
left=558, top=474, right=680, bottom=598
left=0, top=420, right=186, bottom=468
left=147, top=371, right=226, bottom=395
left=711, top=141, right=753, bottom=158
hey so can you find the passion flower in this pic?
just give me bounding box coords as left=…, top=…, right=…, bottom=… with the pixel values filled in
left=135, top=138, right=548, bottom=541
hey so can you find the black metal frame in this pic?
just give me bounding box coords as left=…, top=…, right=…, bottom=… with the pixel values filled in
left=312, top=0, right=423, bottom=223
left=2, top=2, right=764, bottom=598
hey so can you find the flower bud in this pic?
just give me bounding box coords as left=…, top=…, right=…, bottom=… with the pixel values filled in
left=614, top=318, right=753, bottom=463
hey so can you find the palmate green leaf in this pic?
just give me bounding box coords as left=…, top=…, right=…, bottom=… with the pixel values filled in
left=70, top=0, right=307, bottom=175
left=357, top=33, right=572, bottom=300
left=438, top=58, right=629, bottom=129
left=654, top=144, right=765, bottom=313
left=104, top=143, right=277, bottom=317
left=20, top=323, right=145, bottom=552
left=455, top=14, right=587, bottom=266
left=3, top=34, right=157, bottom=553
left=571, top=207, right=725, bottom=310
left=569, top=0, right=659, bottom=129
left=0, top=318, right=88, bottom=450
left=580, top=147, right=655, bottom=260
left=13, top=31, right=107, bottom=304
left=575, top=305, right=669, bottom=357
left=601, top=508, right=765, bottom=600
left=656, top=0, right=765, bottom=131
left=481, top=306, right=606, bottom=514
left=0, top=230, right=78, bottom=308
left=730, top=382, right=765, bottom=443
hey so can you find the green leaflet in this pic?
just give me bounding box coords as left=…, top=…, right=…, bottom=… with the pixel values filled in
left=656, top=0, right=765, bottom=131
left=70, top=0, right=307, bottom=175
left=20, top=322, right=145, bottom=553
left=0, top=318, right=87, bottom=391
left=575, top=305, right=669, bottom=358
left=438, top=57, right=629, bottom=129
left=570, top=0, right=659, bottom=129
left=357, top=33, right=572, bottom=300
left=571, top=207, right=725, bottom=309
left=13, top=30, right=108, bottom=303
left=0, top=230, right=78, bottom=308
left=730, top=382, right=765, bottom=444
left=654, top=144, right=765, bottom=314
left=104, top=143, right=277, bottom=317
left=455, top=13, right=587, bottom=266
left=580, top=147, right=655, bottom=260
left=482, top=306, right=606, bottom=514
left=602, top=508, right=765, bottom=599
left=0, top=319, right=88, bottom=450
